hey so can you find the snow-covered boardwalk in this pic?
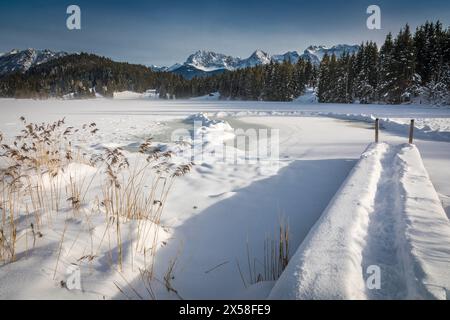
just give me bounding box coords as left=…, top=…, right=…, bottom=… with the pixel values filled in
left=270, top=143, right=450, bottom=300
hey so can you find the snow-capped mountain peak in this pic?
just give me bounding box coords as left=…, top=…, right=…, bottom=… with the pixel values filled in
left=240, top=50, right=271, bottom=68
left=185, top=50, right=240, bottom=72
left=167, top=44, right=359, bottom=78
left=178, top=49, right=273, bottom=73
left=272, top=51, right=301, bottom=64
left=302, top=44, right=359, bottom=65
left=7, top=49, right=21, bottom=55
left=250, top=49, right=269, bottom=60
left=167, top=63, right=183, bottom=72
left=0, top=48, right=67, bottom=76
left=305, top=45, right=326, bottom=52
left=1, top=45, right=360, bottom=79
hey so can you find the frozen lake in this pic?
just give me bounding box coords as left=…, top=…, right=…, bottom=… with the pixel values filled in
left=1, top=98, right=450, bottom=299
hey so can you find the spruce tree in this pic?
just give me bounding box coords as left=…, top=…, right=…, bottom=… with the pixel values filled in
left=379, top=32, right=396, bottom=102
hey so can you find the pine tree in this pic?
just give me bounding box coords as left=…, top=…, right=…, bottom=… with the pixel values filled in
left=378, top=32, right=396, bottom=102
left=352, top=42, right=378, bottom=103
left=392, top=24, right=416, bottom=103
left=317, top=54, right=331, bottom=103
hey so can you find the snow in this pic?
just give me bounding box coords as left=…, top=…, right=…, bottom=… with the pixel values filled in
left=0, top=49, right=67, bottom=76
left=321, top=113, right=450, bottom=142
left=0, top=98, right=450, bottom=300
left=189, top=92, right=221, bottom=101
left=269, top=143, right=450, bottom=300
left=113, top=90, right=158, bottom=100
left=182, top=112, right=236, bottom=157
left=158, top=44, right=359, bottom=74
left=112, top=91, right=145, bottom=100
left=302, top=45, right=360, bottom=65
left=240, top=50, right=271, bottom=68
left=173, top=49, right=272, bottom=73
left=167, top=63, right=183, bottom=72
left=271, top=51, right=301, bottom=64
left=185, top=50, right=241, bottom=72
left=293, top=87, right=318, bottom=104
left=0, top=146, right=172, bottom=299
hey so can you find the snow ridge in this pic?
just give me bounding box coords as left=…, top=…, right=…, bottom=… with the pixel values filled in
left=181, top=50, right=272, bottom=72
left=269, top=143, right=450, bottom=300
left=169, top=44, right=359, bottom=74
left=322, top=113, right=450, bottom=142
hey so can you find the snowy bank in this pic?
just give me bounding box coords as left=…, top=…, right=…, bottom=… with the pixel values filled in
left=269, top=143, right=450, bottom=300
left=213, top=110, right=450, bottom=143
left=323, top=113, right=450, bottom=142
left=189, top=92, right=221, bottom=101
left=113, top=90, right=158, bottom=100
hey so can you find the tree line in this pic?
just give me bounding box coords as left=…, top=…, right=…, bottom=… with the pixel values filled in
left=0, top=51, right=316, bottom=101
left=0, top=53, right=199, bottom=99
left=318, top=21, right=450, bottom=105
left=0, top=21, right=448, bottom=105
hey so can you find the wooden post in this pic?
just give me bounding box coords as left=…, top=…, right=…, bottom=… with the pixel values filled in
left=375, top=118, right=379, bottom=143
left=409, top=119, right=415, bottom=144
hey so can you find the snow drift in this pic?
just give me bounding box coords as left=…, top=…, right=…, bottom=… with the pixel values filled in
left=269, top=143, right=450, bottom=300
left=213, top=110, right=450, bottom=143
left=323, top=113, right=450, bottom=142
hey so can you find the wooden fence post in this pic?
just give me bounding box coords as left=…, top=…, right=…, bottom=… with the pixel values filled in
left=409, top=119, right=415, bottom=144
left=375, top=118, right=379, bottom=143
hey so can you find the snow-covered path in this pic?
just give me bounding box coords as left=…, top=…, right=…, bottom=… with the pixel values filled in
left=270, top=143, right=450, bottom=300
left=362, top=144, right=407, bottom=299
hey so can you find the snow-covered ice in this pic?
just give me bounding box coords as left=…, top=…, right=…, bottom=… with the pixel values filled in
left=0, top=98, right=450, bottom=300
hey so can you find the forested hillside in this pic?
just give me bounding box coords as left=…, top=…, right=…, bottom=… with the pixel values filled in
left=318, top=21, right=450, bottom=105
left=0, top=53, right=197, bottom=99
left=0, top=21, right=448, bottom=105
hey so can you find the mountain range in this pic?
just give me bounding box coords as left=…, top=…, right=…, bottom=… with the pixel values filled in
left=0, top=45, right=359, bottom=79
left=0, top=48, right=67, bottom=76
left=152, top=45, right=359, bottom=79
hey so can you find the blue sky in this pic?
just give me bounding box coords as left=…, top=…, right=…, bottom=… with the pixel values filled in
left=0, top=0, right=449, bottom=66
